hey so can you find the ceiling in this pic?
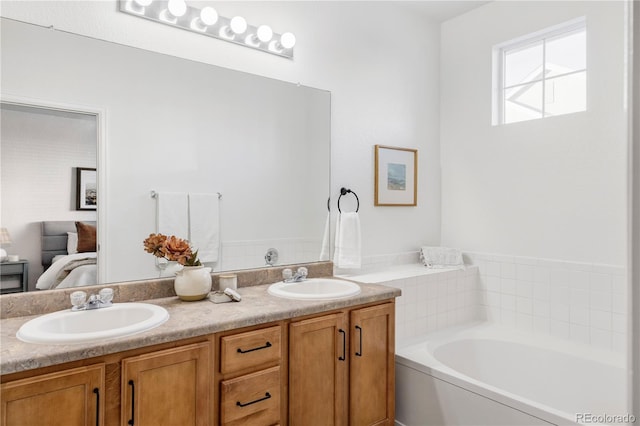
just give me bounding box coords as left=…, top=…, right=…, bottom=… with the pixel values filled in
left=399, top=0, right=491, bottom=22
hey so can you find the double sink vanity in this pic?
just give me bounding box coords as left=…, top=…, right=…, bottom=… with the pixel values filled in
left=0, top=262, right=399, bottom=426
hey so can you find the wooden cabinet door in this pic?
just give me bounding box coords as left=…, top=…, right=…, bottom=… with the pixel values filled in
left=350, top=303, right=395, bottom=426
left=1, top=364, right=105, bottom=426
left=289, top=312, right=348, bottom=426
left=121, top=342, right=211, bottom=426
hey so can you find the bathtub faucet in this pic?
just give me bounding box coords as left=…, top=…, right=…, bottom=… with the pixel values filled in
left=282, top=267, right=308, bottom=283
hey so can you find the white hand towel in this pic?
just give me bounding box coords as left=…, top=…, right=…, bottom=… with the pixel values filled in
left=156, top=192, right=188, bottom=238
left=319, top=212, right=330, bottom=261
left=333, top=212, right=361, bottom=269
left=188, top=193, right=220, bottom=263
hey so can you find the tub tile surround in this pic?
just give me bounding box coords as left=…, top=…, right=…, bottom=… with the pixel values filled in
left=336, top=252, right=480, bottom=343
left=342, top=251, right=626, bottom=353
left=387, top=268, right=480, bottom=343
left=466, top=252, right=627, bottom=353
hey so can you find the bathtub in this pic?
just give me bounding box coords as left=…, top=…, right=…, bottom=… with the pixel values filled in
left=395, top=322, right=629, bottom=426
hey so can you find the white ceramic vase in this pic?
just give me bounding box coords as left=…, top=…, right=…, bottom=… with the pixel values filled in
left=174, top=266, right=212, bottom=301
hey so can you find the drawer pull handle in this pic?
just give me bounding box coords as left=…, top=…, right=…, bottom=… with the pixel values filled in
left=128, top=380, right=135, bottom=425
left=236, top=392, right=271, bottom=407
left=338, top=329, right=346, bottom=361
left=237, top=341, right=272, bottom=354
left=93, top=388, right=100, bottom=426
left=355, top=325, right=363, bottom=357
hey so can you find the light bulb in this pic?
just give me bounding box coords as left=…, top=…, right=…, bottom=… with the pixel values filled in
left=200, top=6, right=218, bottom=26
left=280, top=32, right=296, bottom=49
left=127, top=0, right=152, bottom=14
left=256, top=25, right=273, bottom=43
left=167, top=0, right=187, bottom=17
left=230, top=16, right=247, bottom=35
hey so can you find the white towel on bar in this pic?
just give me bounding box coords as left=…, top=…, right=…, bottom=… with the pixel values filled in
left=156, top=192, right=189, bottom=238
left=319, top=212, right=330, bottom=261
left=188, top=193, right=220, bottom=263
left=333, top=212, right=361, bottom=269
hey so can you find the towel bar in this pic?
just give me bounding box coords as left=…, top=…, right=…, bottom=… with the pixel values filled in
left=150, top=190, right=221, bottom=199
left=337, top=187, right=359, bottom=213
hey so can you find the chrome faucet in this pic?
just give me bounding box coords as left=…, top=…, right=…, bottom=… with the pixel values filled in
left=70, top=288, right=114, bottom=311
left=282, top=267, right=308, bottom=283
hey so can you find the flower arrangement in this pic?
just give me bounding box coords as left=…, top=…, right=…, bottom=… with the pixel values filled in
left=143, top=233, right=202, bottom=266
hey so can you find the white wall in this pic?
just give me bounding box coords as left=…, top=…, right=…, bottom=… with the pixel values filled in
left=0, top=105, right=97, bottom=288
left=0, top=1, right=443, bottom=264
left=440, top=1, right=627, bottom=266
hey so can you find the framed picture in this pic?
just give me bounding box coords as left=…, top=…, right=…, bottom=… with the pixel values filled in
left=374, top=145, right=417, bottom=206
left=76, top=167, right=97, bottom=210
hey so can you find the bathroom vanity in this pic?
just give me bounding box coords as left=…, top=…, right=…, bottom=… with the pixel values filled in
left=0, top=273, right=398, bottom=426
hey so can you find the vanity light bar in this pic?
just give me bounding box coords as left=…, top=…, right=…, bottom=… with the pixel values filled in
left=119, top=0, right=296, bottom=59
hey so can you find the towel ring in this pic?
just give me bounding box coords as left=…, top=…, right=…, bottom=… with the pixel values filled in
left=337, top=187, right=359, bottom=213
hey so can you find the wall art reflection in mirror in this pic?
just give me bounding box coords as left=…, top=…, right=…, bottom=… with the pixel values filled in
left=76, top=167, right=97, bottom=211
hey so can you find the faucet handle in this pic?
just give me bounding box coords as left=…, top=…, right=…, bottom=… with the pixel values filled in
left=99, top=288, right=114, bottom=304
left=70, top=291, right=87, bottom=310
left=282, top=268, right=293, bottom=281
left=296, top=267, right=308, bottom=278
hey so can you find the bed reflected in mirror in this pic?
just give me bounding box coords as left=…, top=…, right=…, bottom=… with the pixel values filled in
left=1, top=102, right=98, bottom=291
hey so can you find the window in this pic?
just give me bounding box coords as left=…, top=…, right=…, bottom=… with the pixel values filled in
left=493, top=18, right=586, bottom=125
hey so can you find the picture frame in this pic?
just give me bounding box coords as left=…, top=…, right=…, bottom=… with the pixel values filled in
left=374, top=145, right=417, bottom=206
left=76, top=167, right=97, bottom=210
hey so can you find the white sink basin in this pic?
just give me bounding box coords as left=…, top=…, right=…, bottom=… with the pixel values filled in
left=268, top=278, right=361, bottom=300
left=16, top=303, right=169, bottom=345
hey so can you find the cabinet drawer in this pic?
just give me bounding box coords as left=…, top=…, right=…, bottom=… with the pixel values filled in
left=0, top=264, right=23, bottom=275
left=221, top=325, right=281, bottom=374
left=220, top=366, right=280, bottom=426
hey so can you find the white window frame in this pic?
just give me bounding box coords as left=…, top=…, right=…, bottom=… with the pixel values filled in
left=492, top=17, right=587, bottom=126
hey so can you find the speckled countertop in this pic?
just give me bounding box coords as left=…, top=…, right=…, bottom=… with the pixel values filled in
left=1, top=281, right=400, bottom=375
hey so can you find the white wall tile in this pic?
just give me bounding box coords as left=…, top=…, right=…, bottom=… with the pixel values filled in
left=569, top=270, right=590, bottom=290
left=516, top=297, right=533, bottom=315
left=533, top=282, right=550, bottom=301
left=516, top=264, right=535, bottom=282
left=590, top=310, right=612, bottom=331
left=516, top=281, right=534, bottom=298
left=550, top=320, right=570, bottom=339
left=534, top=266, right=551, bottom=284
left=500, top=262, right=516, bottom=279
left=549, top=269, right=570, bottom=287
left=570, top=288, right=590, bottom=307
left=533, top=316, right=550, bottom=334
left=501, top=278, right=517, bottom=295
left=550, top=303, right=570, bottom=322
left=570, top=306, right=590, bottom=326
left=570, top=323, right=590, bottom=344
left=589, top=273, right=612, bottom=293
left=370, top=252, right=626, bottom=354
left=590, top=291, right=612, bottom=311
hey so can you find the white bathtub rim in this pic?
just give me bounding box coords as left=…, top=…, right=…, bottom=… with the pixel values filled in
left=336, top=263, right=474, bottom=284
left=396, top=322, right=626, bottom=426
left=398, top=321, right=625, bottom=368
